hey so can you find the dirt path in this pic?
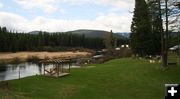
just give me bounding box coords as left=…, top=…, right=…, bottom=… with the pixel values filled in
left=0, top=51, right=92, bottom=62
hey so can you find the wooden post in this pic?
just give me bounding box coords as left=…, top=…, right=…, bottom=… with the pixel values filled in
left=18, top=66, right=20, bottom=79
left=57, top=64, right=59, bottom=76
left=69, top=60, right=71, bottom=73
left=61, top=64, right=63, bottom=73
left=43, top=63, right=45, bottom=75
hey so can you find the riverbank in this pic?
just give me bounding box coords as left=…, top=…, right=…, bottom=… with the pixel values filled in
left=0, top=58, right=180, bottom=99
left=0, top=51, right=92, bottom=63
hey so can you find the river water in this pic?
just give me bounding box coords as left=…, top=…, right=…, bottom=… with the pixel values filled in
left=0, top=62, right=79, bottom=81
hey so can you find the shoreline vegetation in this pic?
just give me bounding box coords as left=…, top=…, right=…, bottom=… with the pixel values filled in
left=0, top=51, right=92, bottom=63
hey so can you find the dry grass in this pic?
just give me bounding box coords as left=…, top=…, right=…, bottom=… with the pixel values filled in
left=0, top=51, right=92, bottom=62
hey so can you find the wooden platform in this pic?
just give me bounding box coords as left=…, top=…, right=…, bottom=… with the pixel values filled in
left=40, top=59, right=72, bottom=78
left=40, top=59, right=72, bottom=64
left=44, top=73, right=70, bottom=77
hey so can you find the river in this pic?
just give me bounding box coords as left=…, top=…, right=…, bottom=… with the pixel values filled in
left=0, top=62, right=79, bottom=81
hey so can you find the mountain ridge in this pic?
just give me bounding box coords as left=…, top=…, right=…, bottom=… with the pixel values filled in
left=28, top=29, right=130, bottom=38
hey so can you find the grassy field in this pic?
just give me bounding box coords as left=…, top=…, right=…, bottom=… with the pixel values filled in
left=0, top=58, right=180, bottom=99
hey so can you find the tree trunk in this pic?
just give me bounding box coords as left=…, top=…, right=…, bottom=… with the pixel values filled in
left=164, top=0, right=169, bottom=66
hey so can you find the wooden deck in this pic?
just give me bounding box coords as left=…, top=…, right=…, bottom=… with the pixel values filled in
left=44, top=73, right=70, bottom=77
left=40, top=59, right=72, bottom=77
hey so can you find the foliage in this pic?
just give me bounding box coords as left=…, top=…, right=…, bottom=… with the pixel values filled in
left=168, top=32, right=180, bottom=47
left=147, top=0, right=163, bottom=55
left=118, top=48, right=133, bottom=58
left=0, top=62, right=6, bottom=72
left=104, top=30, right=114, bottom=50
left=10, top=57, right=21, bottom=64
left=27, top=56, right=41, bottom=63
left=0, top=27, right=107, bottom=52
left=0, top=27, right=129, bottom=52
left=130, top=0, right=154, bottom=56
left=146, top=0, right=180, bottom=66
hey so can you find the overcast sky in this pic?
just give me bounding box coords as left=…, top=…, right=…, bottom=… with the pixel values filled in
left=0, top=0, right=134, bottom=32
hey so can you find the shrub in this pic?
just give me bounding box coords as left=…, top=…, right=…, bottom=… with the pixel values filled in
left=44, top=56, right=50, bottom=60
left=118, top=48, right=133, bottom=58
left=0, top=62, right=6, bottom=72
left=11, top=57, right=21, bottom=64
left=27, top=56, right=41, bottom=63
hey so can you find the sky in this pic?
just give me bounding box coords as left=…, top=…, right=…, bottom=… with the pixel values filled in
left=0, top=0, right=135, bottom=32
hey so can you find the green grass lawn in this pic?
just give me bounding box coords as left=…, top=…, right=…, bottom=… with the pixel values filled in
left=0, top=58, right=180, bottom=99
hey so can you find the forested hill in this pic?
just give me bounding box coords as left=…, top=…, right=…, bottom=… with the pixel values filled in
left=67, top=29, right=130, bottom=39
left=67, top=29, right=107, bottom=38
left=29, top=29, right=130, bottom=39
left=0, top=27, right=129, bottom=52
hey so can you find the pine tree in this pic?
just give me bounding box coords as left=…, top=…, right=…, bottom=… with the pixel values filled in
left=104, top=30, right=114, bottom=50
left=147, top=0, right=163, bottom=55
left=130, top=0, right=153, bottom=57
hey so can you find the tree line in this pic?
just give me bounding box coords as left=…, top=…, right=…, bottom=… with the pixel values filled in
left=130, top=0, right=180, bottom=66
left=0, top=27, right=128, bottom=52
left=130, top=0, right=180, bottom=56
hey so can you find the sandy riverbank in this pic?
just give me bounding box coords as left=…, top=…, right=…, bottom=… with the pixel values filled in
left=0, top=51, right=92, bottom=62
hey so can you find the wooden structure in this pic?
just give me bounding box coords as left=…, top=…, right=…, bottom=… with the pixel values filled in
left=40, top=59, right=72, bottom=77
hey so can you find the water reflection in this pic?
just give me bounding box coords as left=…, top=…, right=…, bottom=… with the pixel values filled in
left=0, top=62, right=79, bottom=81
left=0, top=63, right=6, bottom=72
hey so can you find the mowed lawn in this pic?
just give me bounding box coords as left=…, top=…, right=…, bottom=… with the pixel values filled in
left=1, top=58, right=180, bottom=99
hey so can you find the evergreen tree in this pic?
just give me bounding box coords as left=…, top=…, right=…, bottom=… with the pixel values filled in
left=0, top=26, right=126, bottom=52
left=147, top=0, right=163, bottom=55
left=130, top=0, right=153, bottom=56
left=104, top=30, right=114, bottom=50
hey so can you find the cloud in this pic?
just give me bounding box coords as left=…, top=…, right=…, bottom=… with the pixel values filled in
left=14, top=0, right=134, bottom=13
left=0, top=12, right=132, bottom=32
left=0, top=12, right=28, bottom=31
left=14, top=0, right=58, bottom=14
left=100, top=0, right=134, bottom=10
left=0, top=2, right=3, bottom=8
left=110, top=0, right=134, bottom=11
left=95, top=13, right=132, bottom=32
left=64, top=0, right=134, bottom=11
left=59, top=9, right=65, bottom=14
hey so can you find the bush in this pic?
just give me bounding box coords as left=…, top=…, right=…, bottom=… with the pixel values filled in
left=0, top=62, right=6, bottom=72
left=103, top=55, right=114, bottom=62
left=11, top=57, right=21, bottom=64
left=118, top=48, right=133, bottom=58
left=32, top=46, right=68, bottom=52
left=92, top=48, right=132, bottom=63
left=27, top=56, right=41, bottom=63
left=44, top=56, right=50, bottom=60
